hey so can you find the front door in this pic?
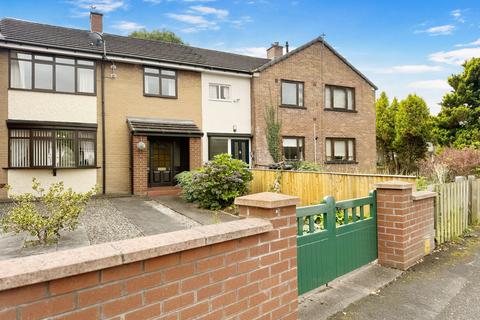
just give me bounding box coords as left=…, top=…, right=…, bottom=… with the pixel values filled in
left=149, top=140, right=173, bottom=186
left=231, top=139, right=249, bottom=164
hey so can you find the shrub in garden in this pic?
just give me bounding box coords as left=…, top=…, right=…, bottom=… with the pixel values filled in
left=176, top=153, right=253, bottom=210
left=291, top=161, right=324, bottom=172
left=1, top=178, right=97, bottom=246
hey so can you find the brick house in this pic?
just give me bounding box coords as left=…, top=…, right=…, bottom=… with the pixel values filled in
left=251, top=40, right=377, bottom=171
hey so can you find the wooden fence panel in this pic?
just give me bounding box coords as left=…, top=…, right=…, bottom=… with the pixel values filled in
left=472, top=179, right=480, bottom=225
left=250, top=169, right=417, bottom=206
left=433, top=181, right=470, bottom=244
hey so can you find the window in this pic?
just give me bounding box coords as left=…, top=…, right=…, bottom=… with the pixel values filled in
left=281, top=80, right=304, bottom=107
left=208, top=137, right=228, bottom=160
left=9, top=51, right=95, bottom=94
left=282, top=137, right=304, bottom=161
left=9, top=127, right=96, bottom=168
left=325, top=85, right=355, bottom=111
left=144, top=67, right=177, bottom=98
left=325, top=138, right=355, bottom=163
left=209, top=84, right=230, bottom=100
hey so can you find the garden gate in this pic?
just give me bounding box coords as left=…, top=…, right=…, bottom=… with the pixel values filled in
left=296, top=191, right=378, bottom=295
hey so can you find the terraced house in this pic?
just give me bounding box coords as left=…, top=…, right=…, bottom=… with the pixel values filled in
left=0, top=12, right=376, bottom=199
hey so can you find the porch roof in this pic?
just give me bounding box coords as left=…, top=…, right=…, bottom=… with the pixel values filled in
left=127, top=117, right=203, bottom=137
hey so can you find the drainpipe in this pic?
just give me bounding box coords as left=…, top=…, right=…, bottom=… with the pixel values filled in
left=101, top=60, right=106, bottom=194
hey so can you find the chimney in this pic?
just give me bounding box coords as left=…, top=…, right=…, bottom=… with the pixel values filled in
left=90, top=11, right=103, bottom=33
left=267, top=42, right=283, bottom=59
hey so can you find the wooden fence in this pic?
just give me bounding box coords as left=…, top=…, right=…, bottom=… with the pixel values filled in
left=433, top=181, right=470, bottom=244
left=472, top=179, right=480, bottom=225
left=250, top=169, right=417, bottom=206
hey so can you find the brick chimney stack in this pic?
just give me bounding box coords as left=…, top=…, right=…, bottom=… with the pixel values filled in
left=90, top=11, right=103, bottom=33
left=267, top=42, right=283, bottom=59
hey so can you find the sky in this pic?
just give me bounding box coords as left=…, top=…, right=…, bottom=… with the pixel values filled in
left=1, top=0, right=479, bottom=114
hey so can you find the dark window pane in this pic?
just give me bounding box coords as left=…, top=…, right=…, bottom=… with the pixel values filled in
left=209, top=138, right=228, bottom=159
left=34, top=63, right=53, bottom=90
left=56, top=65, right=75, bottom=92
left=79, top=140, right=95, bottom=166
left=10, top=60, right=32, bottom=89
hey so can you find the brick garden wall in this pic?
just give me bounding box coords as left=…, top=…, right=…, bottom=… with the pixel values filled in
left=0, top=193, right=299, bottom=320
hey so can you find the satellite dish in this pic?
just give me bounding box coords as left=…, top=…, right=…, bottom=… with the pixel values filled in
left=88, top=32, right=104, bottom=47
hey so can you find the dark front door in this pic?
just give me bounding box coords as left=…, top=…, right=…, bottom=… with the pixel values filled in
left=149, top=140, right=173, bottom=187
left=231, top=139, right=249, bottom=164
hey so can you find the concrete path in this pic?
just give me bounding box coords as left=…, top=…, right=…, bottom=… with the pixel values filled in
left=151, top=195, right=239, bottom=225
left=299, top=263, right=402, bottom=320
left=327, top=228, right=480, bottom=320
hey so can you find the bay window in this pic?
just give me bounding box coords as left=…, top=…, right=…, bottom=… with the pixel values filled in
left=325, top=138, right=355, bottom=163
left=9, top=51, right=95, bottom=94
left=325, top=85, right=355, bottom=111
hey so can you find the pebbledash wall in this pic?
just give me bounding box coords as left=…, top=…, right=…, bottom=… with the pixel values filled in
left=0, top=192, right=299, bottom=320
left=251, top=42, right=377, bottom=171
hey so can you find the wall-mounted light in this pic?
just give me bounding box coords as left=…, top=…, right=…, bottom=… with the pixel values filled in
left=233, top=125, right=237, bottom=132
left=137, top=141, right=146, bottom=151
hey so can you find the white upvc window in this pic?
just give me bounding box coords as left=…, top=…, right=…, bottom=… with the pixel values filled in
left=209, top=84, right=231, bottom=101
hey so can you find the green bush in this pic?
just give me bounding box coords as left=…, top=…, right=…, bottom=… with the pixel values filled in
left=1, top=178, right=96, bottom=246
left=176, top=154, right=253, bottom=210
left=291, top=161, right=324, bottom=172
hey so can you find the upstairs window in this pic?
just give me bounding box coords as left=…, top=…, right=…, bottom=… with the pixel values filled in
left=144, top=67, right=177, bottom=98
left=9, top=51, right=95, bottom=94
left=283, top=137, right=304, bottom=161
left=281, top=80, right=304, bottom=107
left=325, top=85, right=355, bottom=111
left=209, top=84, right=230, bottom=101
left=325, top=138, right=355, bottom=163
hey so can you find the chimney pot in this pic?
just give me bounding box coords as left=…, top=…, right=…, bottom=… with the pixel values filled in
left=90, top=11, right=103, bottom=33
left=267, top=42, right=283, bottom=60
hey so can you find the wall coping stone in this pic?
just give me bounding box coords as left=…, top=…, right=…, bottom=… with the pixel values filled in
left=412, top=191, right=437, bottom=201
left=235, top=192, right=300, bottom=208
left=374, top=180, right=414, bottom=190
left=0, top=218, right=272, bottom=292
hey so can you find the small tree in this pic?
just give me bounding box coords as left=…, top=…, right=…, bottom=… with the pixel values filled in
left=264, top=105, right=282, bottom=163
left=1, top=179, right=96, bottom=246
left=129, top=29, right=185, bottom=44
left=376, top=92, right=398, bottom=172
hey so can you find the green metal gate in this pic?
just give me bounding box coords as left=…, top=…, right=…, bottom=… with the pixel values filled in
left=296, top=191, right=378, bottom=295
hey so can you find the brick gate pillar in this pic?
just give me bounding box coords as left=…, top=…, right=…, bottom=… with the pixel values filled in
left=374, top=181, right=436, bottom=270
left=235, top=192, right=300, bottom=319
left=132, top=135, right=148, bottom=196
left=189, top=137, right=202, bottom=170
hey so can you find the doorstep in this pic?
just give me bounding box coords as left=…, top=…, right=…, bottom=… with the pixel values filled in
left=147, top=186, right=181, bottom=197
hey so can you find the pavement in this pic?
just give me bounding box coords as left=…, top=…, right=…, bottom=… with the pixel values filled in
left=325, top=227, right=480, bottom=320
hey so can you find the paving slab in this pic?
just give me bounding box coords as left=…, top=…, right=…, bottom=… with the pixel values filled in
left=151, top=195, right=239, bottom=225
left=299, top=262, right=402, bottom=320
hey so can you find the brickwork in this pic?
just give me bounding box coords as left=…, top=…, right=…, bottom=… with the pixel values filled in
left=252, top=42, right=376, bottom=172
left=375, top=181, right=436, bottom=270
left=132, top=135, right=148, bottom=196
left=189, top=137, right=202, bottom=170
left=0, top=192, right=299, bottom=320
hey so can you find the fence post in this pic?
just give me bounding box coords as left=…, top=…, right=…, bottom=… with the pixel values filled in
left=374, top=181, right=436, bottom=270
left=469, top=175, right=478, bottom=225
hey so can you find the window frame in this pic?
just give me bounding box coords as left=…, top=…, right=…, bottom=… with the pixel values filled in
left=325, top=137, right=356, bottom=164
left=280, top=80, right=305, bottom=108
left=282, top=136, right=305, bottom=161
left=143, top=66, right=178, bottom=99
left=324, top=85, right=356, bottom=112
left=8, top=51, right=97, bottom=96
left=7, top=123, right=97, bottom=169
left=208, top=83, right=232, bottom=102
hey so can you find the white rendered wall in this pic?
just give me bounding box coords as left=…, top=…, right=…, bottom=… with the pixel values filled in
left=8, top=169, right=98, bottom=196
left=201, top=73, right=251, bottom=163
left=8, top=90, right=97, bottom=124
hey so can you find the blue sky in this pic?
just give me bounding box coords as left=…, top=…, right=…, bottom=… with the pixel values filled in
left=1, top=0, right=479, bottom=114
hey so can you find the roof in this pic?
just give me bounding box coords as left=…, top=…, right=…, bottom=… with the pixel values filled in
left=127, top=117, right=203, bottom=137
left=0, top=18, right=269, bottom=73
left=254, top=36, right=377, bottom=90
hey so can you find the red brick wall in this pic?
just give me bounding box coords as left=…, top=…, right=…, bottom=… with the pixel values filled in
left=132, top=135, right=148, bottom=196
left=376, top=183, right=435, bottom=270
left=0, top=193, right=299, bottom=320
left=189, top=137, right=202, bottom=170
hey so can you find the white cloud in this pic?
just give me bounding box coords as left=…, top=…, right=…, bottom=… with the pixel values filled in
left=407, top=79, right=450, bottom=90
left=415, top=24, right=455, bottom=36
left=144, top=0, right=162, bottom=4
left=230, top=16, right=253, bottom=28
left=429, top=47, right=480, bottom=65
left=73, top=0, right=126, bottom=13
left=231, top=47, right=267, bottom=58
left=374, top=65, right=444, bottom=74
left=112, top=21, right=145, bottom=33
left=455, top=38, right=480, bottom=47
left=451, top=9, right=465, bottom=23
left=190, top=5, right=229, bottom=19
left=167, top=13, right=218, bottom=32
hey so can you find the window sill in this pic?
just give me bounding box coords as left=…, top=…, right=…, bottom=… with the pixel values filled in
left=279, top=105, right=307, bottom=110
left=208, top=98, right=233, bottom=103
left=324, top=108, right=357, bottom=113
left=324, top=161, right=358, bottom=165
left=143, top=94, right=178, bottom=99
